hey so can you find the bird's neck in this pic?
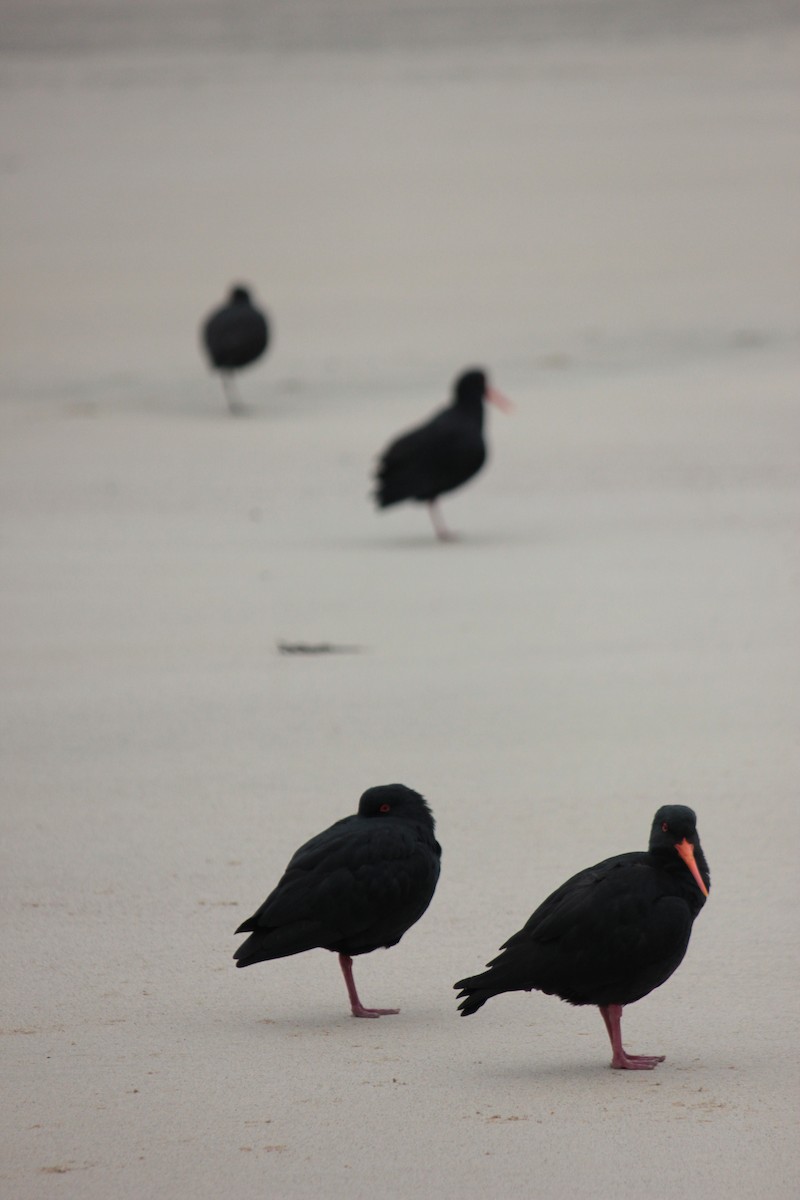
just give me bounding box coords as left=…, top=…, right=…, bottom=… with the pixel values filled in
left=455, top=396, right=484, bottom=426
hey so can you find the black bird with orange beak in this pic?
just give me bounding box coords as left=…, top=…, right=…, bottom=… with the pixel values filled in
left=455, top=805, right=709, bottom=1070
left=374, top=367, right=511, bottom=541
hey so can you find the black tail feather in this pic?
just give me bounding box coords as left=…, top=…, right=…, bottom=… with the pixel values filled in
left=454, top=974, right=500, bottom=1016
left=374, top=467, right=412, bottom=509
left=233, top=921, right=323, bottom=967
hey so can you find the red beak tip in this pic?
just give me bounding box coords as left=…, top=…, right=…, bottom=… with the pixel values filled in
left=675, top=838, right=708, bottom=897
left=488, top=388, right=513, bottom=413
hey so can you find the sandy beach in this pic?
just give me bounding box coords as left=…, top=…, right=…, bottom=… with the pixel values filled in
left=2, top=3, right=799, bottom=1197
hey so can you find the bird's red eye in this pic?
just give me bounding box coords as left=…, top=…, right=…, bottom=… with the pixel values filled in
left=379, top=803, right=391, bottom=813
left=661, top=821, right=669, bottom=833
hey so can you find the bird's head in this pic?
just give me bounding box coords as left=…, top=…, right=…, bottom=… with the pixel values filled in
left=358, top=784, right=435, bottom=827
left=649, top=805, right=709, bottom=897
left=229, top=285, right=252, bottom=304
left=453, top=368, right=512, bottom=414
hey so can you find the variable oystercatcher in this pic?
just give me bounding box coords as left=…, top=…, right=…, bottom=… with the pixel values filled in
left=455, top=806, right=709, bottom=1069
left=201, top=284, right=270, bottom=413
left=374, top=367, right=511, bottom=540
left=234, top=784, right=441, bottom=1017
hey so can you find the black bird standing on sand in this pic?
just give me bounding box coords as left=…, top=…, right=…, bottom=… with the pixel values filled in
left=234, top=785, right=441, bottom=1017
left=455, top=806, right=709, bottom=1069
left=374, top=367, right=511, bottom=540
left=201, top=284, right=269, bottom=413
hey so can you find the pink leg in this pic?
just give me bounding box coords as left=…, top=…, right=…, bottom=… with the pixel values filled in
left=221, top=372, right=244, bottom=415
left=428, top=500, right=457, bottom=542
left=338, top=954, right=399, bottom=1019
left=599, top=1004, right=666, bottom=1070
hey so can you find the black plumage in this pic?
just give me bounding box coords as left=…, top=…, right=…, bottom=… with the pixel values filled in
left=374, top=367, right=510, bottom=540
left=235, top=784, right=441, bottom=1018
left=455, top=805, right=710, bottom=1069
left=201, top=284, right=269, bottom=412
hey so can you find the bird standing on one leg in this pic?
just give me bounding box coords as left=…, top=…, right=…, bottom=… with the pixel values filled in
left=455, top=806, right=709, bottom=1069
left=201, top=284, right=270, bottom=413
left=234, top=784, right=441, bottom=1018
left=374, top=367, right=511, bottom=541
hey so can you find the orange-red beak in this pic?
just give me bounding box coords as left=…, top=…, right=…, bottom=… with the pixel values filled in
left=487, top=386, right=513, bottom=413
left=675, top=838, right=708, bottom=896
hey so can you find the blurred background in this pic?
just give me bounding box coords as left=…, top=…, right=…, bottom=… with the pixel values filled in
left=3, top=0, right=798, bottom=401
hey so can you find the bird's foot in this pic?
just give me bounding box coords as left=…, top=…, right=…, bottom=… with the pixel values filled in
left=350, top=1004, right=400, bottom=1019
left=610, top=1050, right=666, bottom=1071
left=599, top=1005, right=665, bottom=1071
